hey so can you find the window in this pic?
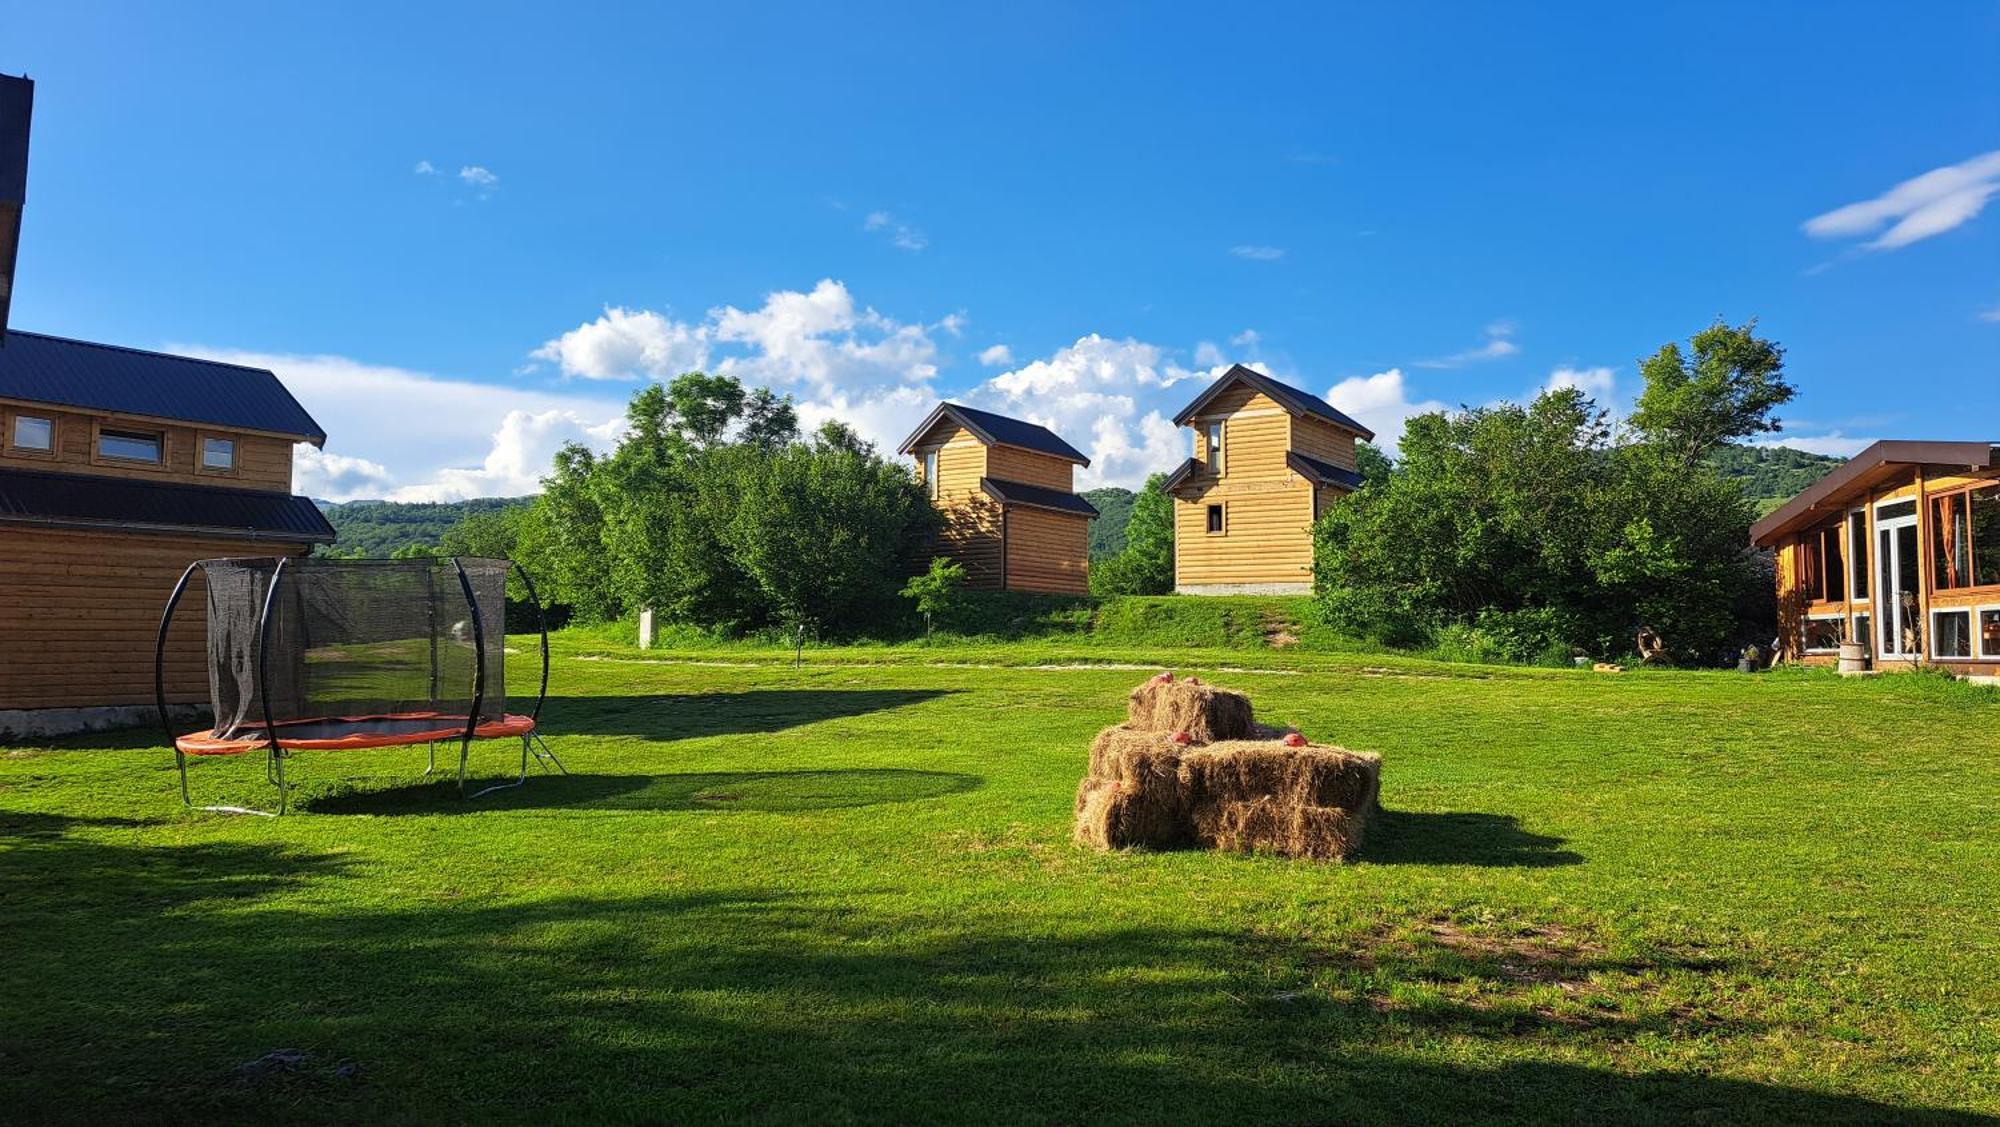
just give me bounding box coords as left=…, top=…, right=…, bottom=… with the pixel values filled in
left=1930, top=486, right=2000, bottom=590
left=1803, top=616, right=1845, bottom=653
left=97, top=428, right=162, bottom=463
left=1798, top=522, right=1845, bottom=603
left=922, top=450, right=938, bottom=500
left=1981, top=608, right=2000, bottom=660
left=1848, top=510, right=1869, bottom=601
left=11, top=414, right=52, bottom=452
left=202, top=436, right=235, bottom=470
left=1932, top=609, right=1973, bottom=660
left=1204, top=421, right=1223, bottom=474
left=1205, top=503, right=1224, bottom=534
left=1852, top=612, right=1871, bottom=654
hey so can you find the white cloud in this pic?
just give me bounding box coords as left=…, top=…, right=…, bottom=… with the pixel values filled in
left=458, top=165, right=499, bottom=188
left=977, top=344, right=1013, bottom=367
left=413, top=160, right=437, bottom=176
left=1325, top=368, right=1446, bottom=452
left=1229, top=329, right=1260, bottom=347
left=1542, top=365, right=1615, bottom=402
left=864, top=210, right=928, bottom=252
left=795, top=385, right=935, bottom=456
left=1229, top=245, right=1286, bottom=261
left=1193, top=340, right=1227, bottom=367
left=532, top=306, right=710, bottom=380
left=171, top=347, right=627, bottom=503
left=1414, top=321, right=1520, bottom=369
left=1978, top=303, right=2000, bottom=324
left=1803, top=150, right=2000, bottom=250
left=1750, top=432, right=1877, bottom=460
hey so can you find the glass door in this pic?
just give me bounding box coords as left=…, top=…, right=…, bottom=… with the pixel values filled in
left=1875, top=500, right=1920, bottom=658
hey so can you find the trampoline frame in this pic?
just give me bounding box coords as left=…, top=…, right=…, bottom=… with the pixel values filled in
left=155, top=556, right=565, bottom=815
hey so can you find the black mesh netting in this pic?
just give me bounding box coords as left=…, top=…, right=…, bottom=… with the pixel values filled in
left=201, top=556, right=511, bottom=742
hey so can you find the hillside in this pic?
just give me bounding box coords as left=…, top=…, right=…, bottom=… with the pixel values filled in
left=317, top=497, right=532, bottom=556
left=1082, top=487, right=1135, bottom=558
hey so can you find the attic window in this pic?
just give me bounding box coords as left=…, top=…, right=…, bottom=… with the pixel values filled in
left=11, top=414, right=52, bottom=452
left=923, top=450, right=939, bottom=499
left=98, top=428, right=162, bottom=464
left=203, top=436, right=236, bottom=470
left=1203, top=421, right=1223, bottom=474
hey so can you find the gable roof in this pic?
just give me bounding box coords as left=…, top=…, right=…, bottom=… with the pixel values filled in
left=0, top=466, right=336, bottom=542
left=1171, top=364, right=1375, bottom=441
left=1749, top=440, right=1999, bottom=547
left=0, top=330, right=326, bottom=444
left=979, top=476, right=1099, bottom=517
left=897, top=401, right=1089, bottom=466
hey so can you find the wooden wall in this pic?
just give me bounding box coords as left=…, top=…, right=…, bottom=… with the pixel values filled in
left=1174, top=386, right=1317, bottom=589
left=1003, top=506, right=1090, bottom=595
left=985, top=445, right=1074, bottom=491
left=916, top=422, right=1003, bottom=589
left=1290, top=415, right=1359, bottom=470
left=0, top=527, right=311, bottom=711
left=0, top=401, right=297, bottom=492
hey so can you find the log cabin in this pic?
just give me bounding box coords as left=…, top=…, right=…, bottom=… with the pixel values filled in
left=898, top=402, right=1097, bottom=594
left=0, top=331, right=334, bottom=735
left=1751, top=440, right=2000, bottom=676
left=1163, top=364, right=1373, bottom=594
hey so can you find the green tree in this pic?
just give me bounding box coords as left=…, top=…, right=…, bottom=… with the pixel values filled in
left=1091, top=473, right=1175, bottom=595
left=900, top=557, right=969, bottom=636
left=1629, top=320, right=1795, bottom=468
left=1354, top=441, right=1395, bottom=488
left=665, top=371, right=748, bottom=448
left=740, top=387, right=799, bottom=450
left=535, top=442, right=619, bottom=621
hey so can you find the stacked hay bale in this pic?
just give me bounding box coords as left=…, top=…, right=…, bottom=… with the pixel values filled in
left=1074, top=673, right=1380, bottom=861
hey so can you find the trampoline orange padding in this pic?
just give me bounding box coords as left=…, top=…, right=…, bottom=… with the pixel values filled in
left=175, top=712, right=538, bottom=756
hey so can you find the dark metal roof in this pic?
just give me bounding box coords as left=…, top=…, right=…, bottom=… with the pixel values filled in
left=979, top=476, right=1099, bottom=517
left=1750, top=440, right=2000, bottom=547
left=898, top=401, right=1090, bottom=466
left=1286, top=451, right=1366, bottom=491
left=1161, top=457, right=1199, bottom=493
left=0, top=467, right=336, bottom=542
left=0, top=331, right=327, bottom=443
left=0, top=74, right=29, bottom=340
left=1171, top=364, right=1375, bottom=441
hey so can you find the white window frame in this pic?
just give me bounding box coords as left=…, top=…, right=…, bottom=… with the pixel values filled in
left=1978, top=605, right=2000, bottom=662
left=1204, top=421, right=1223, bottom=474
left=9, top=412, right=55, bottom=454
left=1930, top=607, right=1975, bottom=662
left=922, top=450, right=939, bottom=499
left=1803, top=613, right=1846, bottom=655
left=201, top=435, right=236, bottom=471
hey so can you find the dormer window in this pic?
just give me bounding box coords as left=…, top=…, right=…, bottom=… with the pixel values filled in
left=202, top=436, right=236, bottom=471
left=11, top=414, right=53, bottom=453
left=1204, top=421, right=1223, bottom=474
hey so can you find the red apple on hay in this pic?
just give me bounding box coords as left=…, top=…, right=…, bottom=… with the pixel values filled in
left=1171, top=730, right=1192, bottom=745
left=1283, top=732, right=1307, bottom=747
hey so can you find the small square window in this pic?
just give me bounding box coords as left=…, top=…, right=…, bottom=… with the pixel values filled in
left=1205, top=504, right=1224, bottom=534
left=12, top=414, right=52, bottom=452
left=1981, top=609, right=2000, bottom=660
left=1932, top=609, right=1972, bottom=660
left=1803, top=617, right=1845, bottom=653
left=98, top=428, right=162, bottom=464
left=203, top=437, right=235, bottom=470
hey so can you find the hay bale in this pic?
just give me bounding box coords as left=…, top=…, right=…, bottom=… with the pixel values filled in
left=1125, top=675, right=1255, bottom=742
left=1188, top=796, right=1371, bottom=861
left=1074, top=725, right=1191, bottom=850
left=1180, top=742, right=1381, bottom=812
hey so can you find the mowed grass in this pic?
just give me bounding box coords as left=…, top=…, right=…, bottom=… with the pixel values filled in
left=2, top=637, right=1997, bottom=1124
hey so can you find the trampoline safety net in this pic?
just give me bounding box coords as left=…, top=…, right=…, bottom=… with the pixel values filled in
left=201, top=556, right=510, bottom=743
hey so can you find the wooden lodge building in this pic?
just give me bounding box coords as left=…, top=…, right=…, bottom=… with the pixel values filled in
left=1163, top=364, right=1373, bottom=595
left=899, top=402, right=1097, bottom=595
left=0, top=332, right=334, bottom=735
left=1752, top=440, right=2000, bottom=676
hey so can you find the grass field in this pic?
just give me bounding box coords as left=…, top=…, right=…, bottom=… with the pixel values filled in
left=3, top=636, right=1997, bottom=1123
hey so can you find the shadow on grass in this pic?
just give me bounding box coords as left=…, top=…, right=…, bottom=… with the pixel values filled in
left=1361, top=809, right=1584, bottom=867
left=0, top=816, right=1978, bottom=1124
left=538, top=689, right=955, bottom=740
left=302, top=768, right=983, bottom=816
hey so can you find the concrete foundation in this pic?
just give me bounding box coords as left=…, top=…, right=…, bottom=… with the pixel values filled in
left=1174, top=582, right=1313, bottom=596
left=1, top=704, right=207, bottom=742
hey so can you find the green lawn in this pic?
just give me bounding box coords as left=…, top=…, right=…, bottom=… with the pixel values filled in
left=2, top=637, right=1997, bottom=1123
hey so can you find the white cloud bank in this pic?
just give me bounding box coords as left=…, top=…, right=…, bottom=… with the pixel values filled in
left=1803, top=150, right=2000, bottom=250
left=1228, top=245, right=1286, bottom=261
left=1413, top=321, right=1520, bottom=369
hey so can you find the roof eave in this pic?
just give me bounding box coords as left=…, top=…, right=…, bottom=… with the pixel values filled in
left=0, top=512, right=337, bottom=543
left=1748, top=440, right=2000, bottom=546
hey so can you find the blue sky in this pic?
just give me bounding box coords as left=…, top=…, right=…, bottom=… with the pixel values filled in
left=3, top=2, right=1997, bottom=498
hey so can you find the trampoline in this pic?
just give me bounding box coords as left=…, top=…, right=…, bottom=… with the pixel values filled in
left=156, top=555, right=566, bottom=815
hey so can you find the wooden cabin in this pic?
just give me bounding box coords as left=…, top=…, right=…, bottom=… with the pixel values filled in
left=1162, top=364, right=1373, bottom=594
left=0, top=331, right=334, bottom=735
left=898, top=402, right=1097, bottom=594
left=1752, top=440, right=2000, bottom=676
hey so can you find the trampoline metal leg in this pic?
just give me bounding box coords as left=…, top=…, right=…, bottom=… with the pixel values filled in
left=465, top=735, right=531, bottom=800
left=176, top=748, right=282, bottom=818
left=424, top=740, right=438, bottom=778
left=457, top=735, right=473, bottom=797
left=529, top=732, right=568, bottom=776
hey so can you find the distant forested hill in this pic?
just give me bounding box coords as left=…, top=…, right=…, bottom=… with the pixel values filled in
left=317, top=498, right=533, bottom=556
left=1083, top=487, right=1135, bottom=558
left=1705, top=445, right=1846, bottom=515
